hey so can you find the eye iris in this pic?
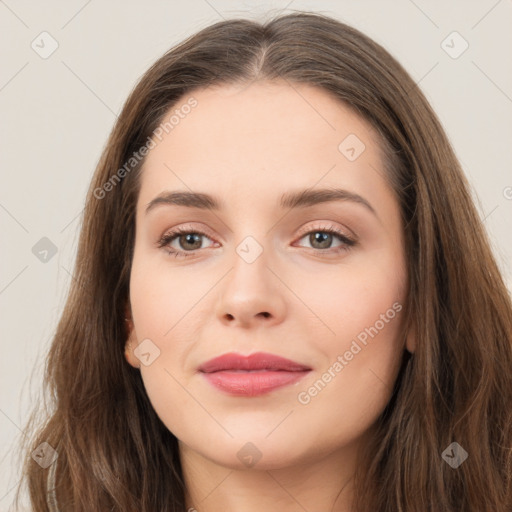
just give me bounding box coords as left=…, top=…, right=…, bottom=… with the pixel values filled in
left=310, top=232, right=332, bottom=249
left=180, top=233, right=202, bottom=250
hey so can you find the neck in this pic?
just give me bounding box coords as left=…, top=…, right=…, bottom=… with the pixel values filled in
left=180, top=438, right=363, bottom=512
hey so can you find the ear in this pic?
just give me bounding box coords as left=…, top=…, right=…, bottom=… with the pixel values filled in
left=124, top=305, right=140, bottom=369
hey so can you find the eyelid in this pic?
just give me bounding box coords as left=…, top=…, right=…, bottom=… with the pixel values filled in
left=294, top=221, right=356, bottom=243
left=158, top=221, right=355, bottom=242
left=158, top=223, right=217, bottom=243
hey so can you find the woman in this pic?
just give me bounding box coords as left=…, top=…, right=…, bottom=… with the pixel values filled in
left=15, top=11, right=512, bottom=512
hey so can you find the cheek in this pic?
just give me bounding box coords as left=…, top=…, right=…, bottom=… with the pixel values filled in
left=128, top=258, right=202, bottom=434
left=291, top=255, right=406, bottom=434
left=292, top=285, right=405, bottom=454
left=298, top=286, right=404, bottom=413
left=290, top=251, right=406, bottom=411
left=129, top=248, right=211, bottom=341
left=288, top=249, right=406, bottom=355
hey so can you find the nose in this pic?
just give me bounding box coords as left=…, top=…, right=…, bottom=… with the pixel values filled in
left=215, top=244, right=287, bottom=329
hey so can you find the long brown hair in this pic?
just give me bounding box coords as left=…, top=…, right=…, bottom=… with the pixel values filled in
left=14, top=11, right=512, bottom=511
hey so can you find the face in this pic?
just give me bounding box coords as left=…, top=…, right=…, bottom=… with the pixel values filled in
left=126, top=80, right=413, bottom=471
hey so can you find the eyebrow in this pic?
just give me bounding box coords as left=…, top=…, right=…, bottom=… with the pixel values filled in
left=145, top=188, right=377, bottom=217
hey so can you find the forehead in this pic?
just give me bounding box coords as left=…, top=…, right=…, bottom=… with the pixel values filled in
left=137, top=80, right=389, bottom=212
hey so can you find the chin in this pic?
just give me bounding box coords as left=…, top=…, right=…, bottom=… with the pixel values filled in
left=184, top=434, right=309, bottom=471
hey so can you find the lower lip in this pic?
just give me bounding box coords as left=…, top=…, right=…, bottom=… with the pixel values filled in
left=201, top=370, right=310, bottom=396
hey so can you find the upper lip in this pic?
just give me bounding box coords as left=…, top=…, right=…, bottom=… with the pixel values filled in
left=198, top=352, right=312, bottom=373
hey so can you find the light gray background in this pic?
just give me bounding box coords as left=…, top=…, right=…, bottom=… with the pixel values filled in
left=1, top=0, right=511, bottom=508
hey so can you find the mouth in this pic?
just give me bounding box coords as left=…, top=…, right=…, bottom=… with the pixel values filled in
left=198, top=352, right=312, bottom=396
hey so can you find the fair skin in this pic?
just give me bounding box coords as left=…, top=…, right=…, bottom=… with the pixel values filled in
left=125, top=80, right=415, bottom=512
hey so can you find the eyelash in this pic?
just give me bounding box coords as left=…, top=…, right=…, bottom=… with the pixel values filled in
left=156, top=224, right=357, bottom=259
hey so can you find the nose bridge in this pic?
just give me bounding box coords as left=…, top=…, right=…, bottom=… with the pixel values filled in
left=215, top=232, right=286, bottom=327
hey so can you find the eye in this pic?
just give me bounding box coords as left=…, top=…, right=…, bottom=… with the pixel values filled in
left=294, top=224, right=357, bottom=254
left=157, top=226, right=217, bottom=258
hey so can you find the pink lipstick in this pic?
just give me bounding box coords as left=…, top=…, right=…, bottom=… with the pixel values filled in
left=198, top=352, right=311, bottom=396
